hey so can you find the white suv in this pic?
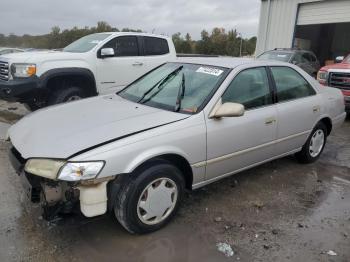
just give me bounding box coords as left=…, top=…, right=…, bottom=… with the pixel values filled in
left=0, top=32, right=176, bottom=110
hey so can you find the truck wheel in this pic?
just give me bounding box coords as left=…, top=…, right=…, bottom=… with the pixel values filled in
left=24, top=101, right=42, bottom=111
left=295, top=122, right=327, bottom=164
left=113, top=161, right=185, bottom=234
left=48, top=86, right=85, bottom=106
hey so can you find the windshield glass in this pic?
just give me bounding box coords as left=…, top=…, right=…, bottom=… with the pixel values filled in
left=258, top=51, right=292, bottom=62
left=344, top=55, right=350, bottom=63
left=63, top=33, right=111, bottom=53
left=119, top=62, right=228, bottom=114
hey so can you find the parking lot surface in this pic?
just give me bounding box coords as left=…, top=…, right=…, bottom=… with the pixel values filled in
left=0, top=102, right=349, bottom=262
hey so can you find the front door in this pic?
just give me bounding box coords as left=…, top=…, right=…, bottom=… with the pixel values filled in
left=205, top=67, right=278, bottom=181
left=96, top=36, right=146, bottom=94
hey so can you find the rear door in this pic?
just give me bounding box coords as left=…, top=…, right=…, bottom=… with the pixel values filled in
left=205, top=67, right=278, bottom=180
left=139, top=36, right=173, bottom=73
left=96, top=35, right=146, bottom=94
left=269, top=66, right=321, bottom=155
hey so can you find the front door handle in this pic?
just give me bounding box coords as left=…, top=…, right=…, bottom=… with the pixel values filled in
left=132, top=62, right=143, bottom=66
left=265, top=117, right=276, bottom=125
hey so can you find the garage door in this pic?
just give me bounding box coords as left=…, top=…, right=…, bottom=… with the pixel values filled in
left=297, top=0, right=350, bottom=25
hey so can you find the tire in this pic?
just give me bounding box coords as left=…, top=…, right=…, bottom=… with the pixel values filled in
left=48, top=86, right=85, bottom=106
left=295, top=122, right=327, bottom=164
left=113, top=160, right=185, bottom=234
left=24, top=101, right=42, bottom=111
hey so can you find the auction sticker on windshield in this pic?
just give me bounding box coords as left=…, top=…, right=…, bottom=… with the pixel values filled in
left=196, top=67, right=223, bottom=76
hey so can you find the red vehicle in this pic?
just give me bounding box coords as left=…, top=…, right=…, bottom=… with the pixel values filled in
left=317, top=55, right=350, bottom=112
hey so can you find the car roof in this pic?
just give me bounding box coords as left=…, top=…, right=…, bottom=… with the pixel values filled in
left=266, top=49, right=313, bottom=54
left=172, top=57, right=290, bottom=69
left=0, top=47, right=20, bottom=51
left=94, top=32, right=171, bottom=39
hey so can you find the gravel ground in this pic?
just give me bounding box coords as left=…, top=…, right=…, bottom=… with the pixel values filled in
left=0, top=101, right=349, bottom=262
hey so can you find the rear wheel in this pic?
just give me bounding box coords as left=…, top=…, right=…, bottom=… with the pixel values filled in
left=113, top=161, right=185, bottom=234
left=295, top=122, right=327, bottom=163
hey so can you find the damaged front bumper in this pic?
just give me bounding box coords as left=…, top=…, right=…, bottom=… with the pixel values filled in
left=9, top=146, right=111, bottom=219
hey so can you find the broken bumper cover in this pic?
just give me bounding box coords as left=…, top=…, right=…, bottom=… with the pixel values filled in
left=8, top=146, right=110, bottom=218
left=0, top=76, right=44, bottom=103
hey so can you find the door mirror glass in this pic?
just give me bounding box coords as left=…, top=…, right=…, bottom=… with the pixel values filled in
left=335, top=56, right=344, bottom=63
left=211, top=102, right=245, bottom=118
left=100, top=48, right=115, bottom=58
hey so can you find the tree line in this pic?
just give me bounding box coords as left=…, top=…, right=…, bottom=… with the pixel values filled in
left=173, top=29, right=256, bottom=56
left=0, top=22, right=256, bottom=56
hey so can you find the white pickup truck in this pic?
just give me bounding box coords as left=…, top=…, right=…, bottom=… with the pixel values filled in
left=0, top=32, right=176, bottom=110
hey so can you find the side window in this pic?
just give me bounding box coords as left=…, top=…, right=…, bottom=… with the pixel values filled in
left=144, top=37, right=169, bottom=56
left=309, top=53, right=317, bottom=62
left=293, top=53, right=307, bottom=64
left=271, top=67, right=316, bottom=102
left=103, top=36, right=139, bottom=57
left=302, top=53, right=312, bottom=62
left=222, top=67, right=272, bottom=110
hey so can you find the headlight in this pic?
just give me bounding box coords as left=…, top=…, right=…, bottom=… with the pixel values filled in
left=317, top=71, right=328, bottom=83
left=24, top=159, right=66, bottom=179
left=11, top=63, right=36, bottom=78
left=58, top=161, right=105, bottom=181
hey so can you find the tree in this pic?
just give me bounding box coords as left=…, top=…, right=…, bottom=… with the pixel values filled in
left=0, top=25, right=256, bottom=56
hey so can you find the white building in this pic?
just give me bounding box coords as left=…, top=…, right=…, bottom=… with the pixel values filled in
left=256, top=0, right=350, bottom=65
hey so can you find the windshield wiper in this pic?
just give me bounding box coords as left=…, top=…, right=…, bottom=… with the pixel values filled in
left=137, top=65, right=183, bottom=103
left=174, top=72, right=186, bottom=112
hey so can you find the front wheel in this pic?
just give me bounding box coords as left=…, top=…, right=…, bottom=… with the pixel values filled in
left=295, top=122, right=327, bottom=163
left=48, top=86, right=86, bottom=106
left=113, top=161, right=185, bottom=234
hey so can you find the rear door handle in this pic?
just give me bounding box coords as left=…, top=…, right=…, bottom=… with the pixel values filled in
left=132, top=62, right=143, bottom=66
left=265, top=117, right=276, bottom=125
left=313, top=105, right=320, bottom=112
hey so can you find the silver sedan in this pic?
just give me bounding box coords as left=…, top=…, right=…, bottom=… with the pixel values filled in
left=8, top=58, right=346, bottom=234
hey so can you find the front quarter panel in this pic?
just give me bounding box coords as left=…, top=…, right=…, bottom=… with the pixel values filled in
left=70, top=112, right=207, bottom=185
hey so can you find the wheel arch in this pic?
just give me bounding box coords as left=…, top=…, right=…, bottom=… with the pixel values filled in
left=127, top=152, right=194, bottom=191
left=318, top=116, right=332, bottom=136
left=38, top=68, right=98, bottom=96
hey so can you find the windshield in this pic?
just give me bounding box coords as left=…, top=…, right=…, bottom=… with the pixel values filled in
left=63, top=33, right=111, bottom=53
left=258, top=51, right=292, bottom=62
left=119, top=62, right=228, bottom=114
left=344, top=55, right=350, bottom=63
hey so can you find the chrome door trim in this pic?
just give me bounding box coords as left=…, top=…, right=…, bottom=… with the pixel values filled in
left=191, top=130, right=310, bottom=169
left=192, top=148, right=302, bottom=190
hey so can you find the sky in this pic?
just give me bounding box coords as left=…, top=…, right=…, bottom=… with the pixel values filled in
left=1, top=0, right=261, bottom=39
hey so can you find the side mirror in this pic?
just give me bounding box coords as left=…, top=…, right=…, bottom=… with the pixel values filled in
left=100, top=48, right=115, bottom=58
left=292, top=60, right=298, bottom=65
left=335, top=56, right=344, bottom=63
left=210, top=102, right=245, bottom=118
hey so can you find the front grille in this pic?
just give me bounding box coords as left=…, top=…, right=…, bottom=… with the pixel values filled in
left=329, top=72, right=350, bottom=90
left=0, top=61, right=9, bottom=81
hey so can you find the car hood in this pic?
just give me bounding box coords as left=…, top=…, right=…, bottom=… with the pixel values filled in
left=0, top=50, right=87, bottom=64
left=9, top=95, right=188, bottom=159
left=321, top=62, right=350, bottom=71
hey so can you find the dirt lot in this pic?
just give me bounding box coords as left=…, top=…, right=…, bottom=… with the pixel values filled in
left=0, top=101, right=349, bottom=262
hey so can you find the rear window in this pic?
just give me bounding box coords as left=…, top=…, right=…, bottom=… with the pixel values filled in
left=258, top=51, right=292, bottom=62
left=144, top=37, right=169, bottom=56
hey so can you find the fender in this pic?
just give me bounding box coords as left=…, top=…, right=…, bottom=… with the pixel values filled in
left=124, top=146, right=191, bottom=174
left=38, top=68, right=97, bottom=94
